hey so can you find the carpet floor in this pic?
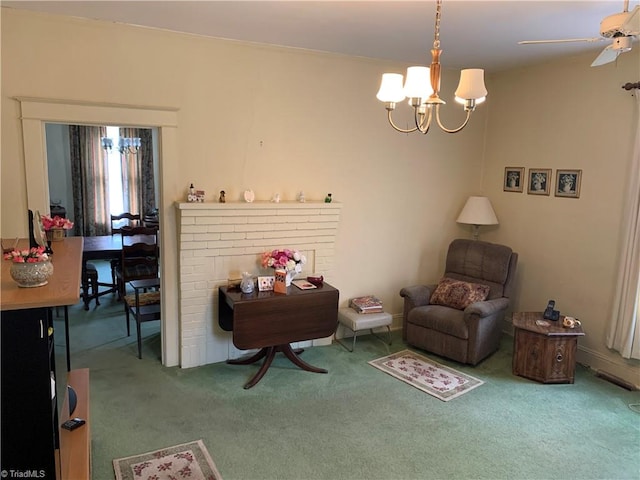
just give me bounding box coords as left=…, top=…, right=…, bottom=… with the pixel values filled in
left=54, top=261, right=640, bottom=480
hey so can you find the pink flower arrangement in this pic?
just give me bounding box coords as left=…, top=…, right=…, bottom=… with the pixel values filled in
left=3, top=246, right=49, bottom=263
left=41, top=215, right=74, bottom=231
left=261, top=249, right=306, bottom=273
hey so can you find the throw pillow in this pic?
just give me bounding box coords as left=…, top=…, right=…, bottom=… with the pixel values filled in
left=430, top=277, right=490, bottom=310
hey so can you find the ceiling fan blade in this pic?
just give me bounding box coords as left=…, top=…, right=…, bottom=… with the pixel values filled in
left=519, top=37, right=603, bottom=45
left=621, top=5, right=640, bottom=35
left=591, top=45, right=619, bottom=67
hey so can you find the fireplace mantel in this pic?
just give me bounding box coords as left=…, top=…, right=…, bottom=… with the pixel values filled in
left=175, top=201, right=342, bottom=367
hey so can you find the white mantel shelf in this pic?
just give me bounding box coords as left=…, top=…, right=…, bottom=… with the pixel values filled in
left=175, top=201, right=341, bottom=209
left=174, top=200, right=342, bottom=368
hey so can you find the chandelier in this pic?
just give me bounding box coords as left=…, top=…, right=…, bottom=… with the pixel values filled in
left=376, top=0, right=487, bottom=134
left=101, top=136, right=141, bottom=154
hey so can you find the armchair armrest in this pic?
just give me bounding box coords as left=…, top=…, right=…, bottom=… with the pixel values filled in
left=400, top=284, right=436, bottom=341
left=464, top=297, right=509, bottom=319
left=399, top=284, right=435, bottom=309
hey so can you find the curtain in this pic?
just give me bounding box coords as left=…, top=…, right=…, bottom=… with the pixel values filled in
left=119, top=127, right=155, bottom=217
left=606, top=93, right=640, bottom=359
left=69, top=125, right=111, bottom=236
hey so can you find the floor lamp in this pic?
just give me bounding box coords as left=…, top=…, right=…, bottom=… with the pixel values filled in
left=456, top=196, right=499, bottom=240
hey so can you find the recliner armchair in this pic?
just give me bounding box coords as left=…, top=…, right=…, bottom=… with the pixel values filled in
left=400, top=239, right=518, bottom=365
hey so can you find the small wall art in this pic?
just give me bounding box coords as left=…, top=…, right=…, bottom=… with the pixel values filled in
left=504, top=167, right=525, bottom=192
left=555, top=169, right=582, bottom=198
left=527, top=168, right=551, bottom=196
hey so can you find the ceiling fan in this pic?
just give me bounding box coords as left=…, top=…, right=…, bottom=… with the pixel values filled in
left=519, top=0, right=640, bottom=66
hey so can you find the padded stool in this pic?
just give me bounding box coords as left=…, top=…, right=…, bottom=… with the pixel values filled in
left=336, top=307, right=392, bottom=352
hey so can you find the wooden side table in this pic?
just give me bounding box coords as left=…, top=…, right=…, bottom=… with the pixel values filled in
left=512, top=311, right=585, bottom=384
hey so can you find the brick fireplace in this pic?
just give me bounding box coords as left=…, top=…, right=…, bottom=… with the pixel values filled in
left=175, top=201, right=342, bottom=368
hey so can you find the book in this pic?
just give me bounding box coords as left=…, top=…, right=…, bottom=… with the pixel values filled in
left=292, top=279, right=317, bottom=290
left=349, top=295, right=383, bottom=313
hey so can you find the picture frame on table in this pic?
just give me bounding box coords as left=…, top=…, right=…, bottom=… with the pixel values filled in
left=258, top=275, right=275, bottom=292
left=504, top=167, right=525, bottom=192
left=555, top=169, right=582, bottom=198
left=527, top=168, right=552, bottom=195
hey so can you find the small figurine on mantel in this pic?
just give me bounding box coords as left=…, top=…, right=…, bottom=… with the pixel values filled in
left=324, top=193, right=332, bottom=203
left=271, top=193, right=281, bottom=203
left=298, top=191, right=306, bottom=203
left=187, top=183, right=197, bottom=203
left=219, top=190, right=226, bottom=203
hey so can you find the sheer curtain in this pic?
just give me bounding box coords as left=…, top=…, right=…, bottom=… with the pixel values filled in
left=119, top=127, right=155, bottom=217
left=69, top=125, right=111, bottom=236
left=606, top=93, right=640, bottom=359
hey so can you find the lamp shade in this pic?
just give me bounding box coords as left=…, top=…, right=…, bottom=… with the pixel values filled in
left=456, top=196, right=498, bottom=226
left=403, top=66, right=433, bottom=100
left=376, top=73, right=406, bottom=103
left=454, top=69, right=487, bottom=102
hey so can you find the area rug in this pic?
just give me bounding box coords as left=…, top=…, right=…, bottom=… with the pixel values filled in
left=368, top=349, right=484, bottom=401
left=113, top=439, right=222, bottom=480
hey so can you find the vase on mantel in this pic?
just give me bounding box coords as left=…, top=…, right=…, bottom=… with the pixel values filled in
left=285, top=270, right=297, bottom=287
left=9, top=260, right=54, bottom=288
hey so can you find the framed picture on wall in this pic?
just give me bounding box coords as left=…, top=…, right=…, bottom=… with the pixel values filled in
left=504, top=167, right=525, bottom=192
left=527, top=168, right=551, bottom=195
left=555, top=169, right=582, bottom=198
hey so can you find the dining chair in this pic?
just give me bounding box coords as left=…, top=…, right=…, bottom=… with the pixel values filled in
left=124, top=278, right=161, bottom=359
left=115, top=226, right=159, bottom=300
left=109, top=212, right=141, bottom=289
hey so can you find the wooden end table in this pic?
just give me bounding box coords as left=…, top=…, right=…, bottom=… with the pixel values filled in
left=218, top=282, right=339, bottom=389
left=512, top=311, right=585, bottom=384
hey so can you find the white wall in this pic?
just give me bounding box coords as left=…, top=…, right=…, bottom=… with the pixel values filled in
left=2, top=8, right=638, bottom=385
left=482, top=50, right=640, bottom=385
left=1, top=8, right=486, bottom=365
left=45, top=123, right=74, bottom=220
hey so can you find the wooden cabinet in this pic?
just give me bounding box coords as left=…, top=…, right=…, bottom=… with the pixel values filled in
left=512, top=311, right=585, bottom=384
left=1, top=308, right=59, bottom=477
left=1, top=237, right=83, bottom=478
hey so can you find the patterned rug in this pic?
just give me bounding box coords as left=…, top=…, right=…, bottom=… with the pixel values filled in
left=369, top=349, right=484, bottom=401
left=113, top=439, right=222, bottom=480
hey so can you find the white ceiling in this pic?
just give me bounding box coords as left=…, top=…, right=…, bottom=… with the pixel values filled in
left=2, top=0, right=638, bottom=72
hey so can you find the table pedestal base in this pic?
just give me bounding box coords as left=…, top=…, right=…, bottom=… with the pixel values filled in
left=227, top=344, right=327, bottom=389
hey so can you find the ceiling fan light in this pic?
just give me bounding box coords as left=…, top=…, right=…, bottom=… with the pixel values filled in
left=612, top=36, right=632, bottom=52
left=454, top=68, right=487, bottom=101
left=403, top=66, right=433, bottom=100
left=376, top=73, right=406, bottom=103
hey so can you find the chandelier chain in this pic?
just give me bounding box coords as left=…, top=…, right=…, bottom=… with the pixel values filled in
left=433, top=0, right=442, bottom=50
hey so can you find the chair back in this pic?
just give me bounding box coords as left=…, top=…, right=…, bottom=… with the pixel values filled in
left=444, top=239, right=518, bottom=299
left=111, top=212, right=141, bottom=234
left=120, top=226, right=159, bottom=284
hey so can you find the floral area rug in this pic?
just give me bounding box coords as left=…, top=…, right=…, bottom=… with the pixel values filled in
left=368, top=349, right=484, bottom=401
left=113, top=439, right=222, bottom=480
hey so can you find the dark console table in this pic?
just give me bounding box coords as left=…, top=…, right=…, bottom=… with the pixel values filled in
left=218, top=282, right=339, bottom=389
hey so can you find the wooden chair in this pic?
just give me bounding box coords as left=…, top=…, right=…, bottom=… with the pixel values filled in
left=115, top=226, right=159, bottom=300
left=110, top=212, right=141, bottom=234
left=81, top=264, right=100, bottom=310
left=109, top=213, right=141, bottom=290
left=124, top=278, right=161, bottom=359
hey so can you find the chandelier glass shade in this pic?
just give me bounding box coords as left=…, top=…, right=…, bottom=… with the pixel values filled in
left=101, top=136, right=141, bottom=154
left=376, top=0, right=487, bottom=134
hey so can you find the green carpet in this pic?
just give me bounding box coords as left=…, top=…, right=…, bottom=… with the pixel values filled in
left=55, top=261, right=640, bottom=480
